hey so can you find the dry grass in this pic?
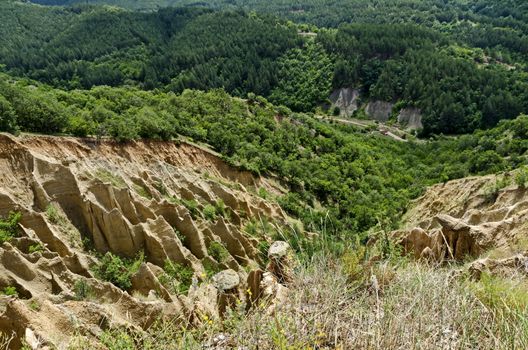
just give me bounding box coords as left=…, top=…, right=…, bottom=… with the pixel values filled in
left=86, top=252, right=528, bottom=350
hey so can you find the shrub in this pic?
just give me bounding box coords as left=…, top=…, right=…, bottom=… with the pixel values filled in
left=99, top=329, right=135, bottom=350
left=158, top=260, right=194, bottom=295
left=472, top=272, right=528, bottom=314
left=73, top=279, right=92, bottom=301
left=341, top=246, right=368, bottom=284
left=207, top=241, right=229, bottom=263
left=92, top=252, right=144, bottom=290
left=258, top=187, right=269, bottom=199
left=94, top=169, right=126, bottom=188
left=104, top=115, right=138, bottom=143
left=46, top=203, right=64, bottom=225
left=244, top=220, right=259, bottom=236
left=0, top=211, right=21, bottom=245
left=483, top=176, right=510, bottom=203
left=203, top=259, right=221, bottom=278
left=214, top=199, right=228, bottom=219
left=67, top=113, right=96, bottom=137
left=133, top=183, right=152, bottom=199
left=28, top=243, right=44, bottom=254
left=170, top=198, right=200, bottom=220
left=203, top=204, right=218, bottom=221
left=1, top=286, right=18, bottom=297
left=29, top=300, right=41, bottom=311
left=173, top=228, right=186, bottom=244
left=515, top=167, right=528, bottom=189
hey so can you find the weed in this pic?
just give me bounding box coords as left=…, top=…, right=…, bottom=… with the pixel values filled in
left=92, top=252, right=144, bottom=290
left=203, top=204, right=218, bottom=221
left=99, top=329, right=135, bottom=350
left=94, top=169, right=126, bottom=188
left=170, top=197, right=200, bottom=220
left=133, top=183, right=152, bottom=199
left=515, top=166, right=528, bottom=189
left=244, top=220, right=259, bottom=237
left=73, top=279, right=93, bottom=301
left=28, top=243, right=44, bottom=254
left=1, top=286, right=18, bottom=297
left=214, top=199, right=228, bottom=219
left=158, top=260, right=194, bottom=295
left=29, top=300, right=40, bottom=311
left=173, top=228, right=186, bottom=244
left=207, top=241, right=229, bottom=263
left=483, top=176, right=510, bottom=203
left=258, top=187, right=269, bottom=199
left=203, top=259, right=221, bottom=278
left=45, top=203, right=63, bottom=224
left=153, top=181, right=168, bottom=196
left=0, top=211, right=21, bottom=245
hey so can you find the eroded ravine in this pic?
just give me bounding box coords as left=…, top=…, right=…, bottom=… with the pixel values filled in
left=0, top=133, right=295, bottom=348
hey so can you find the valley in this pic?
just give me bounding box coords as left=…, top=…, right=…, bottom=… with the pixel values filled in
left=0, top=0, right=528, bottom=348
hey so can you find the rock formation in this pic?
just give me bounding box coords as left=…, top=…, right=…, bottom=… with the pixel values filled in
left=397, top=107, right=423, bottom=130
left=394, top=172, right=528, bottom=265
left=0, top=133, right=297, bottom=348
left=365, top=101, right=394, bottom=122
left=329, top=88, right=360, bottom=117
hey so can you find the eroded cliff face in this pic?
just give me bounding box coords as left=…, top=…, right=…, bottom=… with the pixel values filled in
left=0, top=134, right=294, bottom=349
left=394, top=172, right=528, bottom=266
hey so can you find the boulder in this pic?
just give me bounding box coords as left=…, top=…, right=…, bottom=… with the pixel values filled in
left=212, top=269, right=240, bottom=292
left=268, top=241, right=290, bottom=259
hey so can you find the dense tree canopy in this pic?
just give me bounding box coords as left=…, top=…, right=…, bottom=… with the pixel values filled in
left=4, top=0, right=528, bottom=136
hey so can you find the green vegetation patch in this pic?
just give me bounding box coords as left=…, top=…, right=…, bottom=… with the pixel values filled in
left=158, top=260, right=194, bottom=295
left=92, top=252, right=144, bottom=290
left=0, top=211, right=21, bottom=245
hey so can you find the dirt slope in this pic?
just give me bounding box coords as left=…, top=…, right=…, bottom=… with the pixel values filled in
left=0, top=133, right=293, bottom=349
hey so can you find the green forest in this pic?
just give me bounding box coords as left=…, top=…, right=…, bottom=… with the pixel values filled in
left=2, top=0, right=527, bottom=135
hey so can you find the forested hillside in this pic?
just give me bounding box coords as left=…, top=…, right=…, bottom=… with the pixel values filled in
left=2, top=72, right=527, bottom=238
left=8, top=0, right=528, bottom=135
left=30, top=0, right=528, bottom=58
left=1, top=2, right=301, bottom=95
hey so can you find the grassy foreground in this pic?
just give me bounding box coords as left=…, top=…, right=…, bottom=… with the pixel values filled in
left=65, top=249, right=528, bottom=350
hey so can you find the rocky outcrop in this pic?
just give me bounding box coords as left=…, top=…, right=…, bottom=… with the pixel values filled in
left=329, top=88, right=360, bottom=117
left=395, top=172, right=528, bottom=263
left=0, top=133, right=296, bottom=348
left=365, top=101, right=394, bottom=122
left=397, top=107, right=423, bottom=130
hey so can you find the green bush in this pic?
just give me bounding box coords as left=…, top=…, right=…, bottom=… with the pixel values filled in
left=45, top=203, right=64, bottom=225
left=170, top=198, right=200, bottom=220
left=1, top=286, right=18, bottom=297
left=207, top=241, right=229, bottom=263
left=483, top=177, right=510, bottom=203
left=73, top=279, right=92, bottom=301
left=158, top=260, right=194, bottom=295
left=515, top=167, right=528, bottom=189
left=214, top=199, right=227, bottom=218
left=28, top=243, right=44, bottom=254
left=203, top=204, right=218, bottom=221
left=99, top=329, right=135, bottom=350
left=92, top=252, right=144, bottom=290
left=0, top=211, right=21, bottom=245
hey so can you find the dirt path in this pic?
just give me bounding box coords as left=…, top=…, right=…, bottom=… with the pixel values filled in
left=315, top=115, right=409, bottom=142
